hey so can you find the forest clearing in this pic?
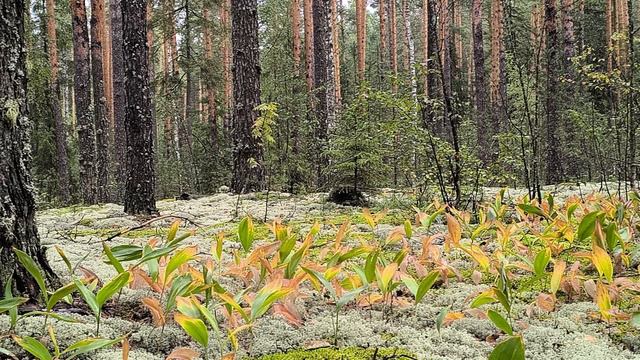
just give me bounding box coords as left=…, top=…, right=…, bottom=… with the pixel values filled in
left=1, top=0, right=640, bottom=359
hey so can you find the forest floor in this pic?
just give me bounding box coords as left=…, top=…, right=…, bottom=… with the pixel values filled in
left=2, top=183, right=640, bottom=359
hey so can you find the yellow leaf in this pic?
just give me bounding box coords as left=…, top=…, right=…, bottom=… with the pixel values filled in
left=596, top=281, right=612, bottom=320
left=550, top=260, right=566, bottom=295
left=380, top=263, right=398, bottom=291
left=592, top=245, right=613, bottom=282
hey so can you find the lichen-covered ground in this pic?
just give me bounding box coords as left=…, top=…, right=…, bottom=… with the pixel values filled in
left=2, top=183, right=639, bottom=359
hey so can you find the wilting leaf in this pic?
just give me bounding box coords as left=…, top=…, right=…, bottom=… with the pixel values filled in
left=487, top=310, right=513, bottom=335
left=535, top=293, right=555, bottom=312
left=488, top=335, right=525, bottom=360
left=166, top=347, right=200, bottom=360
left=142, top=297, right=166, bottom=326
left=122, top=337, right=130, bottom=360
left=446, top=213, right=461, bottom=246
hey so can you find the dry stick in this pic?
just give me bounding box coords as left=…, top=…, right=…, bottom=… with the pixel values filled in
left=87, top=214, right=200, bottom=244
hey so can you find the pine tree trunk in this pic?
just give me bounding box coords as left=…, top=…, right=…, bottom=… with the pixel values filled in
left=313, top=0, right=336, bottom=187
left=356, top=0, right=367, bottom=82
left=110, top=0, right=127, bottom=202
left=489, top=0, right=506, bottom=131
left=544, top=0, right=563, bottom=183
left=45, top=0, right=71, bottom=203
left=390, top=0, right=399, bottom=93
left=101, top=0, right=113, bottom=127
left=561, top=0, right=575, bottom=73
left=71, top=0, right=97, bottom=204
left=231, top=0, right=265, bottom=193
left=303, top=0, right=315, bottom=94
left=292, top=0, right=302, bottom=74
left=379, top=0, right=388, bottom=74
left=183, top=0, right=197, bottom=192
left=0, top=0, right=59, bottom=297
left=123, top=0, right=158, bottom=214
left=402, top=0, right=417, bottom=99
left=221, top=0, right=232, bottom=131
left=203, top=7, right=217, bottom=152
left=472, top=0, right=492, bottom=163
left=331, top=0, right=342, bottom=106
left=91, top=0, right=110, bottom=202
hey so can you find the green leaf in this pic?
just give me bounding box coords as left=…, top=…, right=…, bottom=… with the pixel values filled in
left=166, top=274, right=193, bottom=313
left=237, top=217, right=254, bottom=252
left=164, top=247, right=196, bottom=283
left=494, top=288, right=511, bottom=314
left=435, top=306, right=450, bottom=335
left=13, top=248, right=48, bottom=303
left=21, top=311, right=82, bottom=323
left=62, top=337, right=122, bottom=359
left=302, top=267, right=336, bottom=299
left=134, top=246, right=176, bottom=267
left=404, top=220, right=413, bottom=238
left=73, top=279, right=99, bottom=317
left=517, top=203, right=546, bottom=218
left=175, top=314, right=209, bottom=348
left=55, top=246, right=73, bottom=273
left=470, top=291, right=497, bottom=308
left=577, top=211, right=599, bottom=242
left=630, top=312, right=640, bottom=329
left=284, top=243, right=309, bottom=279
left=195, top=301, right=221, bottom=334
left=0, top=297, right=27, bottom=313
left=278, top=234, right=297, bottom=261
left=400, top=274, right=418, bottom=297
left=109, top=244, right=143, bottom=262
left=251, top=286, right=290, bottom=320
left=415, top=271, right=439, bottom=304
left=3, top=279, right=18, bottom=328
left=12, top=336, right=52, bottom=360
left=533, top=248, right=551, bottom=277
left=167, top=220, right=180, bottom=243
left=96, top=272, right=130, bottom=308
left=487, top=310, right=513, bottom=335
left=336, top=288, right=363, bottom=308
left=364, top=252, right=378, bottom=284
left=102, top=243, right=125, bottom=274
left=488, top=335, right=525, bottom=360
left=47, top=282, right=77, bottom=311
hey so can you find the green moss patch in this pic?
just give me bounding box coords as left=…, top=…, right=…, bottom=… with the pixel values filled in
left=253, top=347, right=415, bottom=360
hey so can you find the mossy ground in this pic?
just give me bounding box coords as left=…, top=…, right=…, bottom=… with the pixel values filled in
left=19, top=185, right=640, bottom=359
